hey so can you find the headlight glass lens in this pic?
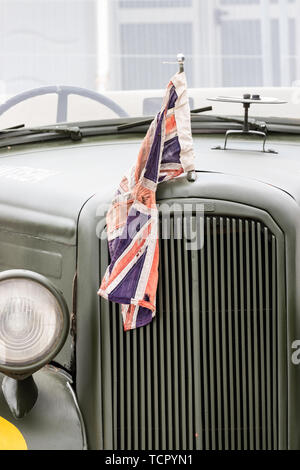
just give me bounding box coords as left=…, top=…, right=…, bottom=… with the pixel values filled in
left=0, top=279, right=64, bottom=367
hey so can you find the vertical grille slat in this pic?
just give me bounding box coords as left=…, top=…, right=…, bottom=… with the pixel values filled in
left=245, top=220, right=255, bottom=450
left=207, top=219, right=217, bottom=450
left=272, top=236, right=278, bottom=449
left=212, top=218, right=223, bottom=450
left=157, top=238, right=167, bottom=450
left=125, top=333, right=132, bottom=450
left=251, top=221, right=260, bottom=449
left=191, top=225, right=202, bottom=450
left=232, top=218, right=242, bottom=450
left=199, top=230, right=210, bottom=450
left=151, top=311, right=159, bottom=450
left=146, top=326, right=153, bottom=450
left=226, top=218, right=236, bottom=449
left=220, top=218, right=229, bottom=450
left=170, top=222, right=180, bottom=450
left=101, top=212, right=283, bottom=450
left=139, top=328, right=146, bottom=450
left=163, top=237, right=173, bottom=450
left=111, top=303, right=118, bottom=449
left=183, top=232, right=194, bottom=450
left=132, top=332, right=139, bottom=449
left=118, top=308, right=125, bottom=450
left=239, top=219, right=248, bottom=450
left=264, top=228, right=272, bottom=450
left=257, top=223, right=267, bottom=449
left=176, top=231, right=188, bottom=450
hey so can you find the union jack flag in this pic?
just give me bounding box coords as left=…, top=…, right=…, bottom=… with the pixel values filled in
left=98, top=72, right=195, bottom=331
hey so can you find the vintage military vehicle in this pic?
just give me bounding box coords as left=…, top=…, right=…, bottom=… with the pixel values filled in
left=0, top=83, right=300, bottom=450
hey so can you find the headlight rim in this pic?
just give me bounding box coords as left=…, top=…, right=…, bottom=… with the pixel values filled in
left=0, top=269, right=70, bottom=378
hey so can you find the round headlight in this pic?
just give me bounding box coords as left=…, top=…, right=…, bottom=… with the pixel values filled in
left=0, top=270, right=69, bottom=378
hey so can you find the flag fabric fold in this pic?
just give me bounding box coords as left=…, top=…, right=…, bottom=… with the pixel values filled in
left=98, top=71, right=195, bottom=331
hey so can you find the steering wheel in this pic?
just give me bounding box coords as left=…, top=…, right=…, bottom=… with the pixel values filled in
left=0, top=85, right=129, bottom=122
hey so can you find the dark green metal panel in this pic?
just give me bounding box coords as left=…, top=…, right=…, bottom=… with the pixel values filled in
left=0, top=366, right=86, bottom=450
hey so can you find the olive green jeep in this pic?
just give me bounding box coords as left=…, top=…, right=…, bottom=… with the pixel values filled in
left=0, top=86, right=299, bottom=450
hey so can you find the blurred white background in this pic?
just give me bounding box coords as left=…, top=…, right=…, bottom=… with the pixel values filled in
left=0, top=0, right=299, bottom=98
left=0, top=0, right=300, bottom=126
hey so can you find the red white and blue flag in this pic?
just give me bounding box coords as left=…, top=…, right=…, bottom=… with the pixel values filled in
left=98, top=72, right=195, bottom=331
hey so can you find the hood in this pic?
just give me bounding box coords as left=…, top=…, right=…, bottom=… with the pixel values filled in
left=193, top=134, right=300, bottom=203
left=0, top=134, right=299, bottom=244
left=0, top=140, right=139, bottom=244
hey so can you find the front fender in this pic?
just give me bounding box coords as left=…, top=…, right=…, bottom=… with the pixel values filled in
left=0, top=365, right=86, bottom=450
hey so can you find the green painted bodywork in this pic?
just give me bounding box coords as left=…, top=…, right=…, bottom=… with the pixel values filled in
left=2, top=375, right=38, bottom=420
left=0, top=366, right=86, bottom=450
left=0, top=131, right=300, bottom=448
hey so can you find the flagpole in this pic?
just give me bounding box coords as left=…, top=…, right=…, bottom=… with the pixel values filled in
left=176, top=53, right=197, bottom=183
left=177, top=53, right=185, bottom=73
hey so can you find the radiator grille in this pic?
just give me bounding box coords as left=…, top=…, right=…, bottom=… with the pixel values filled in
left=99, top=215, right=282, bottom=450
